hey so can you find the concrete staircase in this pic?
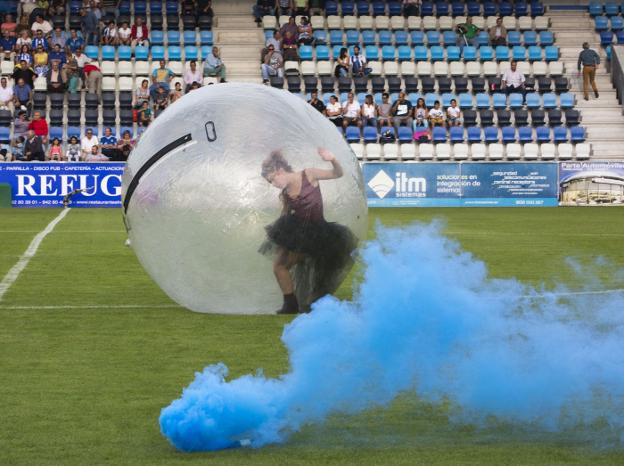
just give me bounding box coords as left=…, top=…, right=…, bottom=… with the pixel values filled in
left=550, top=10, right=624, bottom=159
left=212, top=0, right=264, bottom=83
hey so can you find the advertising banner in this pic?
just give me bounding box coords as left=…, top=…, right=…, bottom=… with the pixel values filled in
left=559, top=161, right=624, bottom=206
left=363, top=162, right=559, bottom=207
left=0, top=162, right=124, bottom=208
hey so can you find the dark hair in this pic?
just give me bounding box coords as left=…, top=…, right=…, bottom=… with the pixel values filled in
left=261, top=151, right=292, bottom=179
left=382, top=92, right=389, bottom=98
left=450, top=99, right=457, bottom=104
left=339, top=47, right=348, bottom=59
left=52, top=138, right=60, bottom=144
left=434, top=100, right=440, bottom=105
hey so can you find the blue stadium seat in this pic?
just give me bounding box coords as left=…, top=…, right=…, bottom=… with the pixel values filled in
left=379, top=30, right=393, bottom=46
left=346, top=126, right=361, bottom=142
left=363, top=126, right=378, bottom=143
left=332, top=45, right=343, bottom=59
left=553, top=126, right=568, bottom=143
left=443, top=31, right=457, bottom=46
left=365, top=45, right=379, bottom=60
left=421, top=1, right=434, bottom=16
left=316, top=45, right=330, bottom=60
left=502, top=126, right=516, bottom=142
left=484, top=126, right=499, bottom=142
left=499, top=2, right=513, bottom=16
left=518, top=126, right=533, bottom=143
left=495, top=45, right=510, bottom=61
left=476, top=31, right=490, bottom=47
left=442, top=93, right=456, bottom=107
left=435, top=1, right=449, bottom=16
left=398, top=45, right=412, bottom=61
left=476, top=93, right=490, bottom=109
left=407, top=92, right=421, bottom=105
left=492, top=93, right=507, bottom=109
left=67, top=126, right=81, bottom=139
left=362, top=30, right=376, bottom=46
left=607, top=44, right=612, bottom=59
left=398, top=126, right=413, bottom=143
left=150, top=45, right=165, bottom=60
left=150, top=1, right=162, bottom=14
left=168, top=46, right=181, bottom=60
left=342, top=0, right=355, bottom=15
left=101, top=45, right=115, bottom=61
left=356, top=93, right=367, bottom=104
left=515, top=1, right=528, bottom=16
left=536, top=126, right=551, bottom=142
left=525, top=93, right=541, bottom=109
left=313, top=30, right=327, bottom=44
left=330, top=30, right=343, bottom=46
left=612, top=16, right=624, bottom=31
left=523, top=31, right=538, bottom=46
left=600, top=31, right=614, bottom=46
left=119, top=0, right=131, bottom=15
left=513, top=46, right=527, bottom=61
left=346, top=30, right=360, bottom=46
left=560, top=92, right=575, bottom=109
left=151, top=30, right=164, bottom=46
left=484, top=1, right=496, bottom=16
left=357, top=1, right=370, bottom=16
left=200, top=31, right=213, bottom=45
left=467, top=1, right=480, bottom=15
left=539, top=31, right=554, bottom=46
left=605, top=2, right=619, bottom=16
left=299, top=45, right=313, bottom=60
left=617, top=31, right=624, bottom=43
left=459, top=93, right=473, bottom=109
left=0, top=126, right=10, bottom=143
left=528, top=46, right=542, bottom=61
left=509, top=93, right=524, bottom=109
left=531, top=2, right=544, bottom=16
left=430, top=46, right=444, bottom=61
left=425, top=92, right=438, bottom=107
left=69, top=0, right=81, bottom=14
left=184, top=46, right=198, bottom=60
left=388, top=1, right=403, bottom=15
left=462, top=46, right=477, bottom=61
left=325, top=1, right=338, bottom=15
left=183, top=31, right=196, bottom=46
left=135, top=0, right=147, bottom=15
left=432, top=127, right=447, bottom=142
left=395, top=31, right=409, bottom=46
left=414, top=46, right=428, bottom=61
left=382, top=45, right=396, bottom=60
left=118, top=45, right=132, bottom=60
left=479, top=46, right=494, bottom=61
left=452, top=1, right=465, bottom=16
left=545, top=46, right=559, bottom=61
left=201, top=46, right=212, bottom=59
left=589, top=1, right=603, bottom=16
left=449, top=126, right=464, bottom=142
left=595, top=16, right=609, bottom=31
left=166, top=0, right=179, bottom=14
left=84, top=45, right=99, bottom=59
left=410, top=31, right=425, bottom=45
left=427, top=31, right=441, bottom=46
left=467, top=126, right=483, bottom=142
left=49, top=127, right=63, bottom=140
left=446, top=46, right=461, bottom=61
left=508, top=31, right=522, bottom=47
left=570, top=126, right=585, bottom=142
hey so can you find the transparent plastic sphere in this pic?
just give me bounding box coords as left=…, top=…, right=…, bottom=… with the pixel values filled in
left=122, top=83, right=368, bottom=314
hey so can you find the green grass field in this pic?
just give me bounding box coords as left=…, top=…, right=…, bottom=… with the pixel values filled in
left=1, top=207, right=623, bottom=465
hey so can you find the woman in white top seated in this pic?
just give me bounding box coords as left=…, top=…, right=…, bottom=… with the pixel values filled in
left=360, top=94, right=377, bottom=127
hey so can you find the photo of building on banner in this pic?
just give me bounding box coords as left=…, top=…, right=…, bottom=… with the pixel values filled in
left=559, top=161, right=624, bottom=206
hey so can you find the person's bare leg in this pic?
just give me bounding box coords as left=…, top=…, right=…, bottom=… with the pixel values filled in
left=273, top=249, right=302, bottom=313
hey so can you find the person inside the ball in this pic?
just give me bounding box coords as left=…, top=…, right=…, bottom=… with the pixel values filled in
left=261, top=148, right=357, bottom=314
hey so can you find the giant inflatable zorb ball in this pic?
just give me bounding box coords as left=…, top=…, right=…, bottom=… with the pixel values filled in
left=122, top=83, right=367, bottom=314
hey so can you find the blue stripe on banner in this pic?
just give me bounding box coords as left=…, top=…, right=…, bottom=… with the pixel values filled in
left=368, top=198, right=559, bottom=208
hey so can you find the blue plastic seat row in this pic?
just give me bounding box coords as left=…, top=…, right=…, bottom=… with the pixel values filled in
left=92, top=44, right=214, bottom=61
left=325, top=1, right=414, bottom=17
left=594, top=16, right=624, bottom=31
left=150, top=31, right=213, bottom=46
left=589, top=1, right=623, bottom=16
left=0, top=0, right=18, bottom=14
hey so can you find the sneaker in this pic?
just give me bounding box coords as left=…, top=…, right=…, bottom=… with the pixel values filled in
left=584, top=96, right=589, bottom=101
left=594, top=91, right=599, bottom=98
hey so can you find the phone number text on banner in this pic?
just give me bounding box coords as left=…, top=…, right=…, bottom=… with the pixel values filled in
left=363, top=162, right=559, bottom=207
left=0, top=162, right=125, bottom=208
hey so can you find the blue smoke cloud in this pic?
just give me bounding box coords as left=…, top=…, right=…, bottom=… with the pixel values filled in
left=159, top=223, right=624, bottom=452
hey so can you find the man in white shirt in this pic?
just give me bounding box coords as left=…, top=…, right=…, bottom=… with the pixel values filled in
left=73, top=48, right=92, bottom=69
left=501, top=61, right=525, bottom=95
left=118, top=21, right=132, bottom=45
left=342, top=92, right=362, bottom=129
left=350, top=46, right=369, bottom=77
left=0, top=77, right=14, bottom=112
left=30, top=15, right=53, bottom=35
left=81, top=128, right=99, bottom=159
left=183, top=60, right=203, bottom=92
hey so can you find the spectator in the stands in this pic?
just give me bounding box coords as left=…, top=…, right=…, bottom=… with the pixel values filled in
left=49, top=25, right=66, bottom=49
left=277, top=0, right=294, bottom=16
left=342, top=92, right=361, bottom=129
left=47, top=137, right=63, bottom=161
left=413, top=97, right=429, bottom=129
left=48, top=0, right=65, bottom=16
left=63, top=51, right=80, bottom=93
left=131, top=16, right=149, bottom=48
left=361, top=94, right=377, bottom=127
left=308, top=89, right=325, bottom=114
left=377, top=92, right=393, bottom=128
left=66, top=135, right=81, bottom=161
left=578, top=42, right=601, bottom=101
left=326, top=94, right=343, bottom=127
left=489, top=17, right=507, bottom=47
left=0, top=31, right=16, bottom=57
left=80, top=127, right=99, bottom=159
left=170, top=81, right=183, bottom=103
left=134, top=78, right=150, bottom=108
left=446, top=99, right=462, bottom=127
left=197, top=0, right=214, bottom=19
left=297, top=16, right=313, bottom=45
left=31, top=29, right=48, bottom=50
left=24, top=130, right=45, bottom=161
left=0, top=143, right=12, bottom=161
left=266, top=30, right=281, bottom=53
left=153, top=85, right=169, bottom=116
left=10, top=135, right=25, bottom=160
left=0, top=77, right=13, bottom=112
left=279, top=16, right=298, bottom=40
left=16, top=30, right=32, bottom=50
left=73, top=47, right=91, bottom=72
left=189, top=81, right=201, bottom=91
left=261, top=45, right=283, bottom=83
left=31, top=14, right=52, bottom=35
left=253, top=0, right=276, bottom=26
left=17, top=45, right=33, bottom=66
left=14, top=60, right=36, bottom=88
left=118, top=21, right=131, bottom=46
left=46, top=60, right=65, bottom=92
left=48, top=43, right=65, bottom=65
left=183, top=60, right=202, bottom=92
left=501, top=60, right=525, bottom=95
left=13, top=111, right=30, bottom=138
left=13, top=77, right=33, bottom=114
left=428, top=100, right=445, bottom=127
left=101, top=20, right=118, bottom=46
left=281, top=30, right=298, bottom=61
left=456, top=16, right=479, bottom=48
left=28, top=110, right=48, bottom=142
left=1, top=14, right=18, bottom=38
left=293, top=0, right=309, bottom=15
left=334, top=47, right=350, bottom=78
left=86, top=144, right=109, bottom=162
left=392, top=92, right=413, bottom=134
left=33, top=44, right=49, bottom=76
left=203, top=46, right=227, bottom=82
left=351, top=45, right=369, bottom=77
left=117, top=130, right=135, bottom=160
left=403, top=0, right=420, bottom=17
left=66, top=29, right=85, bottom=53
left=99, top=127, right=119, bottom=160
left=150, top=60, right=174, bottom=98
left=138, top=100, right=152, bottom=127
left=80, top=7, right=99, bottom=45
left=84, top=61, right=102, bottom=94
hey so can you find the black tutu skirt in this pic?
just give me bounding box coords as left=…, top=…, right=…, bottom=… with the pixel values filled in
left=260, top=214, right=358, bottom=310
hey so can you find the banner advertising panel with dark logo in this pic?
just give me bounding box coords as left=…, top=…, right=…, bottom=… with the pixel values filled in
left=559, top=161, right=624, bottom=206
left=363, top=162, right=559, bottom=207
left=0, top=162, right=124, bottom=208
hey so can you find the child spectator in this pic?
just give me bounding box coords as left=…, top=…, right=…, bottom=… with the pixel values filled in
left=170, top=81, right=183, bottom=103
left=102, top=21, right=118, bottom=45
left=66, top=135, right=81, bottom=161
left=138, top=100, right=152, bottom=127
left=446, top=99, right=462, bottom=127
left=118, top=21, right=131, bottom=46
left=428, top=100, right=445, bottom=127
left=47, top=137, right=63, bottom=161
left=11, top=136, right=25, bottom=161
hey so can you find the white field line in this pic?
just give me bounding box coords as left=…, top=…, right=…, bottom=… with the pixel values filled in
left=0, top=208, right=71, bottom=302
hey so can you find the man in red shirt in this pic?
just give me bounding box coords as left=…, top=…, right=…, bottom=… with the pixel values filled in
left=131, top=16, right=149, bottom=48
left=27, top=110, right=48, bottom=144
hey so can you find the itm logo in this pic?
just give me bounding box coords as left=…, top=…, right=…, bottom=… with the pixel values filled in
left=367, top=170, right=427, bottom=198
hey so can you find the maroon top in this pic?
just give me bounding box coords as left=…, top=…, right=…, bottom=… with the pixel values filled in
left=284, top=171, right=324, bottom=222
